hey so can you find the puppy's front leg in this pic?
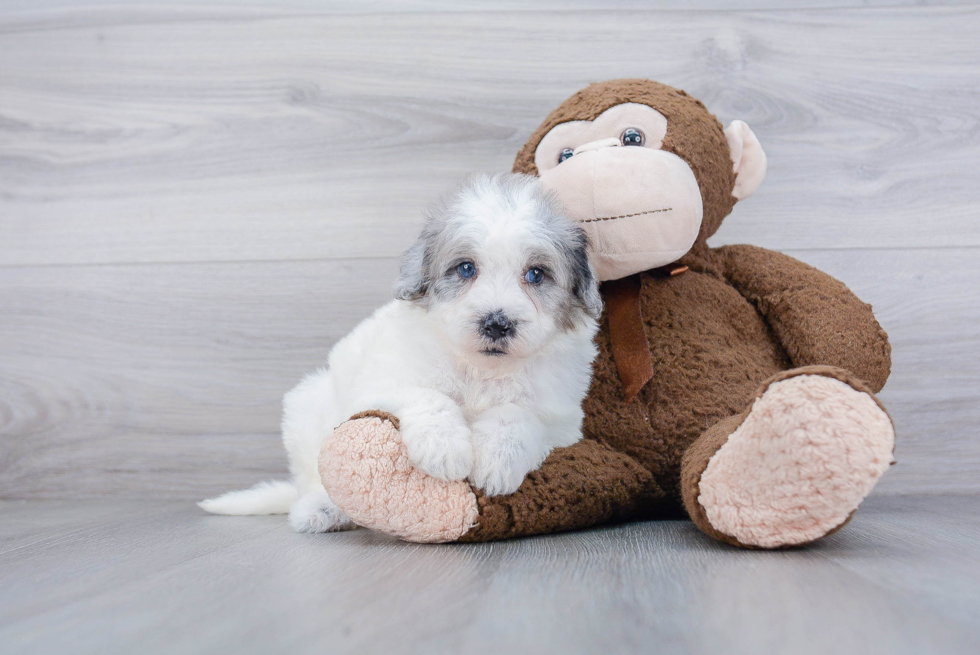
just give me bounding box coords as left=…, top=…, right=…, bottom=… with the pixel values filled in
left=392, top=388, right=473, bottom=482
left=469, top=404, right=548, bottom=497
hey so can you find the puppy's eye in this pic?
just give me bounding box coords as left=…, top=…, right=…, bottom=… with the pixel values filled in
left=456, top=261, right=477, bottom=279
left=621, top=128, right=644, bottom=146
left=524, top=267, right=544, bottom=284
left=557, top=148, right=574, bottom=164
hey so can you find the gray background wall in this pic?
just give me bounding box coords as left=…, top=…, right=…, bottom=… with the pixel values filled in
left=1, top=0, right=977, bottom=500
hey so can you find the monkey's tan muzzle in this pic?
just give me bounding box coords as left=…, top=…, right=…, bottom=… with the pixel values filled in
left=539, top=143, right=703, bottom=282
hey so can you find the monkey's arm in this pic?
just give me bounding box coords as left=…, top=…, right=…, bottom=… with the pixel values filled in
left=323, top=411, right=665, bottom=543
left=716, top=244, right=891, bottom=393
left=459, top=439, right=662, bottom=542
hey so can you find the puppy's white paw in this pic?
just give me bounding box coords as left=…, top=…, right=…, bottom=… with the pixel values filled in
left=400, top=416, right=474, bottom=482
left=469, top=404, right=546, bottom=497
left=288, top=490, right=356, bottom=534
left=469, top=450, right=529, bottom=497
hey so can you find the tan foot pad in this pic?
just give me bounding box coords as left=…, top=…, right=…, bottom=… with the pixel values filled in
left=698, top=375, right=895, bottom=548
left=319, top=415, right=479, bottom=543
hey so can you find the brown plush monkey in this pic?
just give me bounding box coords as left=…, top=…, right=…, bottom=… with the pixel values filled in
left=320, top=79, right=896, bottom=548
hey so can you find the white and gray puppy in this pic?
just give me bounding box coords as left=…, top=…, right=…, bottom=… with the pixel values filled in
left=200, top=173, right=602, bottom=533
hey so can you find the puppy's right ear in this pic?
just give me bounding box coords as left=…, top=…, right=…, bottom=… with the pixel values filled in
left=393, top=237, right=430, bottom=302
left=574, top=253, right=603, bottom=321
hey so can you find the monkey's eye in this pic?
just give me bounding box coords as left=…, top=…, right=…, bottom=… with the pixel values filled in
left=456, top=261, right=477, bottom=279
left=524, top=267, right=545, bottom=284
left=621, top=128, right=645, bottom=146
left=557, top=148, right=575, bottom=164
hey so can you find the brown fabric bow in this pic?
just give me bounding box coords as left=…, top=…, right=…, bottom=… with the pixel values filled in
left=603, top=265, right=687, bottom=403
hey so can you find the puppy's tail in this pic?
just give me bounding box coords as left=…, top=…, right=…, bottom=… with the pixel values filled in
left=198, top=480, right=298, bottom=515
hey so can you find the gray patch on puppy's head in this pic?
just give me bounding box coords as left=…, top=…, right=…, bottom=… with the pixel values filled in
left=562, top=226, right=603, bottom=321
left=393, top=235, right=432, bottom=303
left=525, top=187, right=603, bottom=327
left=393, top=188, right=470, bottom=306
left=393, top=175, right=493, bottom=307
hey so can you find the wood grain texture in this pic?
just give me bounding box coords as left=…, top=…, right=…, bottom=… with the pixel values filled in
left=1, top=4, right=978, bottom=499
left=1, top=0, right=974, bottom=17
left=1, top=495, right=979, bottom=654
left=0, top=258, right=399, bottom=498
left=1, top=6, right=979, bottom=266
left=0, top=248, right=976, bottom=498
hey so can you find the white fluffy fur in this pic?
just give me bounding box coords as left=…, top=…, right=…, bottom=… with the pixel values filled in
left=201, top=174, right=600, bottom=533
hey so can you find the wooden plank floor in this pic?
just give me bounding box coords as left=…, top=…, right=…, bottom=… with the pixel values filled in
left=1, top=495, right=978, bottom=655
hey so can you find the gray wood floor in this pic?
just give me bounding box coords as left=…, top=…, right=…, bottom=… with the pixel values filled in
left=1, top=494, right=979, bottom=655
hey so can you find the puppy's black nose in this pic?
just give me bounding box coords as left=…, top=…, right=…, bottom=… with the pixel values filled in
left=481, top=312, right=513, bottom=341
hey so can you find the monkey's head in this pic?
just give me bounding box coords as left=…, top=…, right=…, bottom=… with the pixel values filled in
left=513, top=79, right=767, bottom=281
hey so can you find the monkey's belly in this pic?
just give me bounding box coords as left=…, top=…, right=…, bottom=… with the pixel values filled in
left=582, top=270, right=791, bottom=500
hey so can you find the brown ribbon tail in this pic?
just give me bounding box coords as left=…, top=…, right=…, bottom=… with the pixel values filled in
left=603, top=274, right=654, bottom=404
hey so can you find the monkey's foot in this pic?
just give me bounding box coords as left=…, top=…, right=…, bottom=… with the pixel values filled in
left=686, top=371, right=895, bottom=549
left=319, top=411, right=479, bottom=543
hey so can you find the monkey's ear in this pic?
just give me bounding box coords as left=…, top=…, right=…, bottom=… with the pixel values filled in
left=393, top=238, right=429, bottom=302
left=724, top=120, right=767, bottom=201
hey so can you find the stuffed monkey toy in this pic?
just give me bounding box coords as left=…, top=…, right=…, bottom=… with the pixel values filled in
left=319, top=79, right=896, bottom=548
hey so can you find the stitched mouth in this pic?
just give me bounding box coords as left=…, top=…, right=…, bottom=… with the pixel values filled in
left=481, top=348, right=506, bottom=356
left=580, top=207, right=672, bottom=224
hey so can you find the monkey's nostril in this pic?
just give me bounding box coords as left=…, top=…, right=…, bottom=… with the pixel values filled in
left=481, top=312, right=513, bottom=341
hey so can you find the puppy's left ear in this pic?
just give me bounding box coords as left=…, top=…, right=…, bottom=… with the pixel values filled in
left=393, top=237, right=429, bottom=302
left=570, top=236, right=603, bottom=320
